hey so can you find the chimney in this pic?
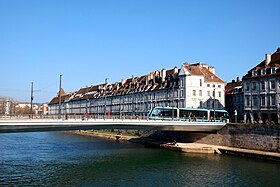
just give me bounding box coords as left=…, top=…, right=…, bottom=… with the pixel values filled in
left=150, top=72, right=154, bottom=84
left=208, top=66, right=216, bottom=74
left=173, top=66, right=178, bottom=74
left=236, top=77, right=240, bottom=82
left=265, top=53, right=271, bottom=66
left=161, top=68, right=166, bottom=83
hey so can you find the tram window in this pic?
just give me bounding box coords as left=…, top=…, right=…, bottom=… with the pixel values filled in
left=151, top=109, right=161, bottom=117
left=210, top=111, right=229, bottom=119
left=179, top=109, right=207, bottom=119
left=161, top=109, right=177, bottom=118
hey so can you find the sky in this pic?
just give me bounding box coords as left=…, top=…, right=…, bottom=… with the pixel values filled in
left=0, top=0, right=279, bottom=103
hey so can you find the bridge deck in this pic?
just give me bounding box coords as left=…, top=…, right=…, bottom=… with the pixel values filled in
left=0, top=119, right=226, bottom=133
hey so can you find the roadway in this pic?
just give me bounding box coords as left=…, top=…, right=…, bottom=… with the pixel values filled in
left=0, top=119, right=226, bottom=133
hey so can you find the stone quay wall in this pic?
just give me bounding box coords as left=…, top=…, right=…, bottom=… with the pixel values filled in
left=151, top=124, right=280, bottom=152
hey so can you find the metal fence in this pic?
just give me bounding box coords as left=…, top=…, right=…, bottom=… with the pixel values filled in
left=0, top=114, right=149, bottom=120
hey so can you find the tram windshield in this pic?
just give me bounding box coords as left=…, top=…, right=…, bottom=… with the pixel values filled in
left=149, top=107, right=177, bottom=119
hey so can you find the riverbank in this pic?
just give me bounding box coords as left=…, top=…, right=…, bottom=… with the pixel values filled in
left=69, top=130, right=280, bottom=161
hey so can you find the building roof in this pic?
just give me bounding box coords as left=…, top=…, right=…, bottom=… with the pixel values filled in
left=49, top=62, right=224, bottom=105
left=183, top=63, right=224, bottom=83
left=243, top=47, right=280, bottom=79
left=225, top=80, right=243, bottom=95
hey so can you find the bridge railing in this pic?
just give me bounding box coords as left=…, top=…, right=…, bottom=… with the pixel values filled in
left=0, top=114, right=150, bottom=121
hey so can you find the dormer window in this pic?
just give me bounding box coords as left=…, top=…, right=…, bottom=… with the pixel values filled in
left=271, top=67, right=277, bottom=74
left=252, top=70, right=258, bottom=76
left=261, top=68, right=266, bottom=75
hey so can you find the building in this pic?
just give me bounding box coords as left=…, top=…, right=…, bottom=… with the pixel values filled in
left=225, top=77, right=244, bottom=123
left=48, top=63, right=225, bottom=117
left=179, top=63, right=225, bottom=109
left=243, top=48, right=280, bottom=124
left=0, top=96, right=16, bottom=115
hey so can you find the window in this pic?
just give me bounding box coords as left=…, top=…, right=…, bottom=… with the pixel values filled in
left=253, top=96, right=258, bottom=106
left=245, top=83, right=249, bottom=91
left=252, top=82, right=256, bottom=90
left=200, top=79, right=202, bottom=87
left=246, top=96, right=250, bottom=106
left=193, top=90, right=196, bottom=96
left=261, top=96, right=265, bottom=106
left=218, top=91, right=221, bottom=97
left=252, top=70, right=258, bottom=76
left=212, top=90, right=215, bottom=97
left=271, top=95, right=276, bottom=106
left=218, top=85, right=221, bottom=88
left=207, top=84, right=210, bottom=87
left=261, top=68, right=266, bottom=75
left=271, top=67, right=277, bottom=74
left=271, top=80, right=275, bottom=89
left=180, top=79, right=184, bottom=87
left=180, top=90, right=184, bottom=97
left=207, top=100, right=210, bottom=107
left=207, top=91, right=210, bottom=96
left=199, top=90, right=202, bottom=96
left=213, top=85, right=215, bottom=88
left=261, top=81, right=265, bottom=90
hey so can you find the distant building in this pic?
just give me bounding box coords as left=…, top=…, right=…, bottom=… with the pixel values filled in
left=0, top=96, right=16, bottom=115
left=243, top=48, right=280, bottom=124
left=37, top=104, right=48, bottom=115
left=225, top=77, right=244, bottom=123
left=49, top=63, right=225, bottom=117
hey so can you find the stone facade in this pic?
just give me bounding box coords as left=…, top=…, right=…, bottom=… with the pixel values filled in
left=225, top=77, right=244, bottom=123
left=243, top=48, right=280, bottom=124
left=48, top=63, right=225, bottom=116
left=151, top=124, right=280, bottom=152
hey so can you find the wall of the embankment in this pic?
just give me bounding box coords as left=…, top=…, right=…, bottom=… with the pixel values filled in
left=150, top=124, right=280, bottom=153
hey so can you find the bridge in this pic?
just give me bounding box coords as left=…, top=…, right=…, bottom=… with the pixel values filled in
left=0, top=119, right=225, bottom=133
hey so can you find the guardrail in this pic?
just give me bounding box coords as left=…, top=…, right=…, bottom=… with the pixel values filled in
left=0, top=114, right=149, bottom=120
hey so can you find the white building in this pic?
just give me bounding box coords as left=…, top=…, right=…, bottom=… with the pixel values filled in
left=178, top=63, right=225, bottom=109
left=49, top=63, right=225, bottom=117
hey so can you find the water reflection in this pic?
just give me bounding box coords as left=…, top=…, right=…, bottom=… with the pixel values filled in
left=0, top=132, right=279, bottom=186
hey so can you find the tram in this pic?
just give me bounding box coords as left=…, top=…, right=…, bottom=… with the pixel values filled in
left=148, top=106, right=229, bottom=122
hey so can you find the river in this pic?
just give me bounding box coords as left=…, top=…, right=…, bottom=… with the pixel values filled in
left=0, top=132, right=279, bottom=186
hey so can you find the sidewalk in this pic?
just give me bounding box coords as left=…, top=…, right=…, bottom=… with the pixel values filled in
left=159, top=142, right=280, bottom=161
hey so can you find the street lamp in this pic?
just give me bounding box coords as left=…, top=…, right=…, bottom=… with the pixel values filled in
left=104, top=78, right=108, bottom=119
left=213, top=89, right=216, bottom=121
left=58, top=74, right=62, bottom=119
left=30, top=82, right=34, bottom=119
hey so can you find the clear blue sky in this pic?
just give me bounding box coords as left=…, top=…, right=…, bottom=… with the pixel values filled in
left=0, top=0, right=279, bottom=103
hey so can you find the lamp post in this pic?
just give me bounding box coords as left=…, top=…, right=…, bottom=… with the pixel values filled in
left=104, top=78, right=108, bottom=119
left=172, top=82, right=175, bottom=120
left=213, top=89, right=216, bottom=121
left=85, top=86, right=89, bottom=115
left=58, top=74, right=62, bottom=119
left=30, top=82, right=34, bottom=119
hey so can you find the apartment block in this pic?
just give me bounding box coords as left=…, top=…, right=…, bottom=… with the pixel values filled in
left=48, top=63, right=225, bottom=117
left=243, top=48, right=280, bottom=124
